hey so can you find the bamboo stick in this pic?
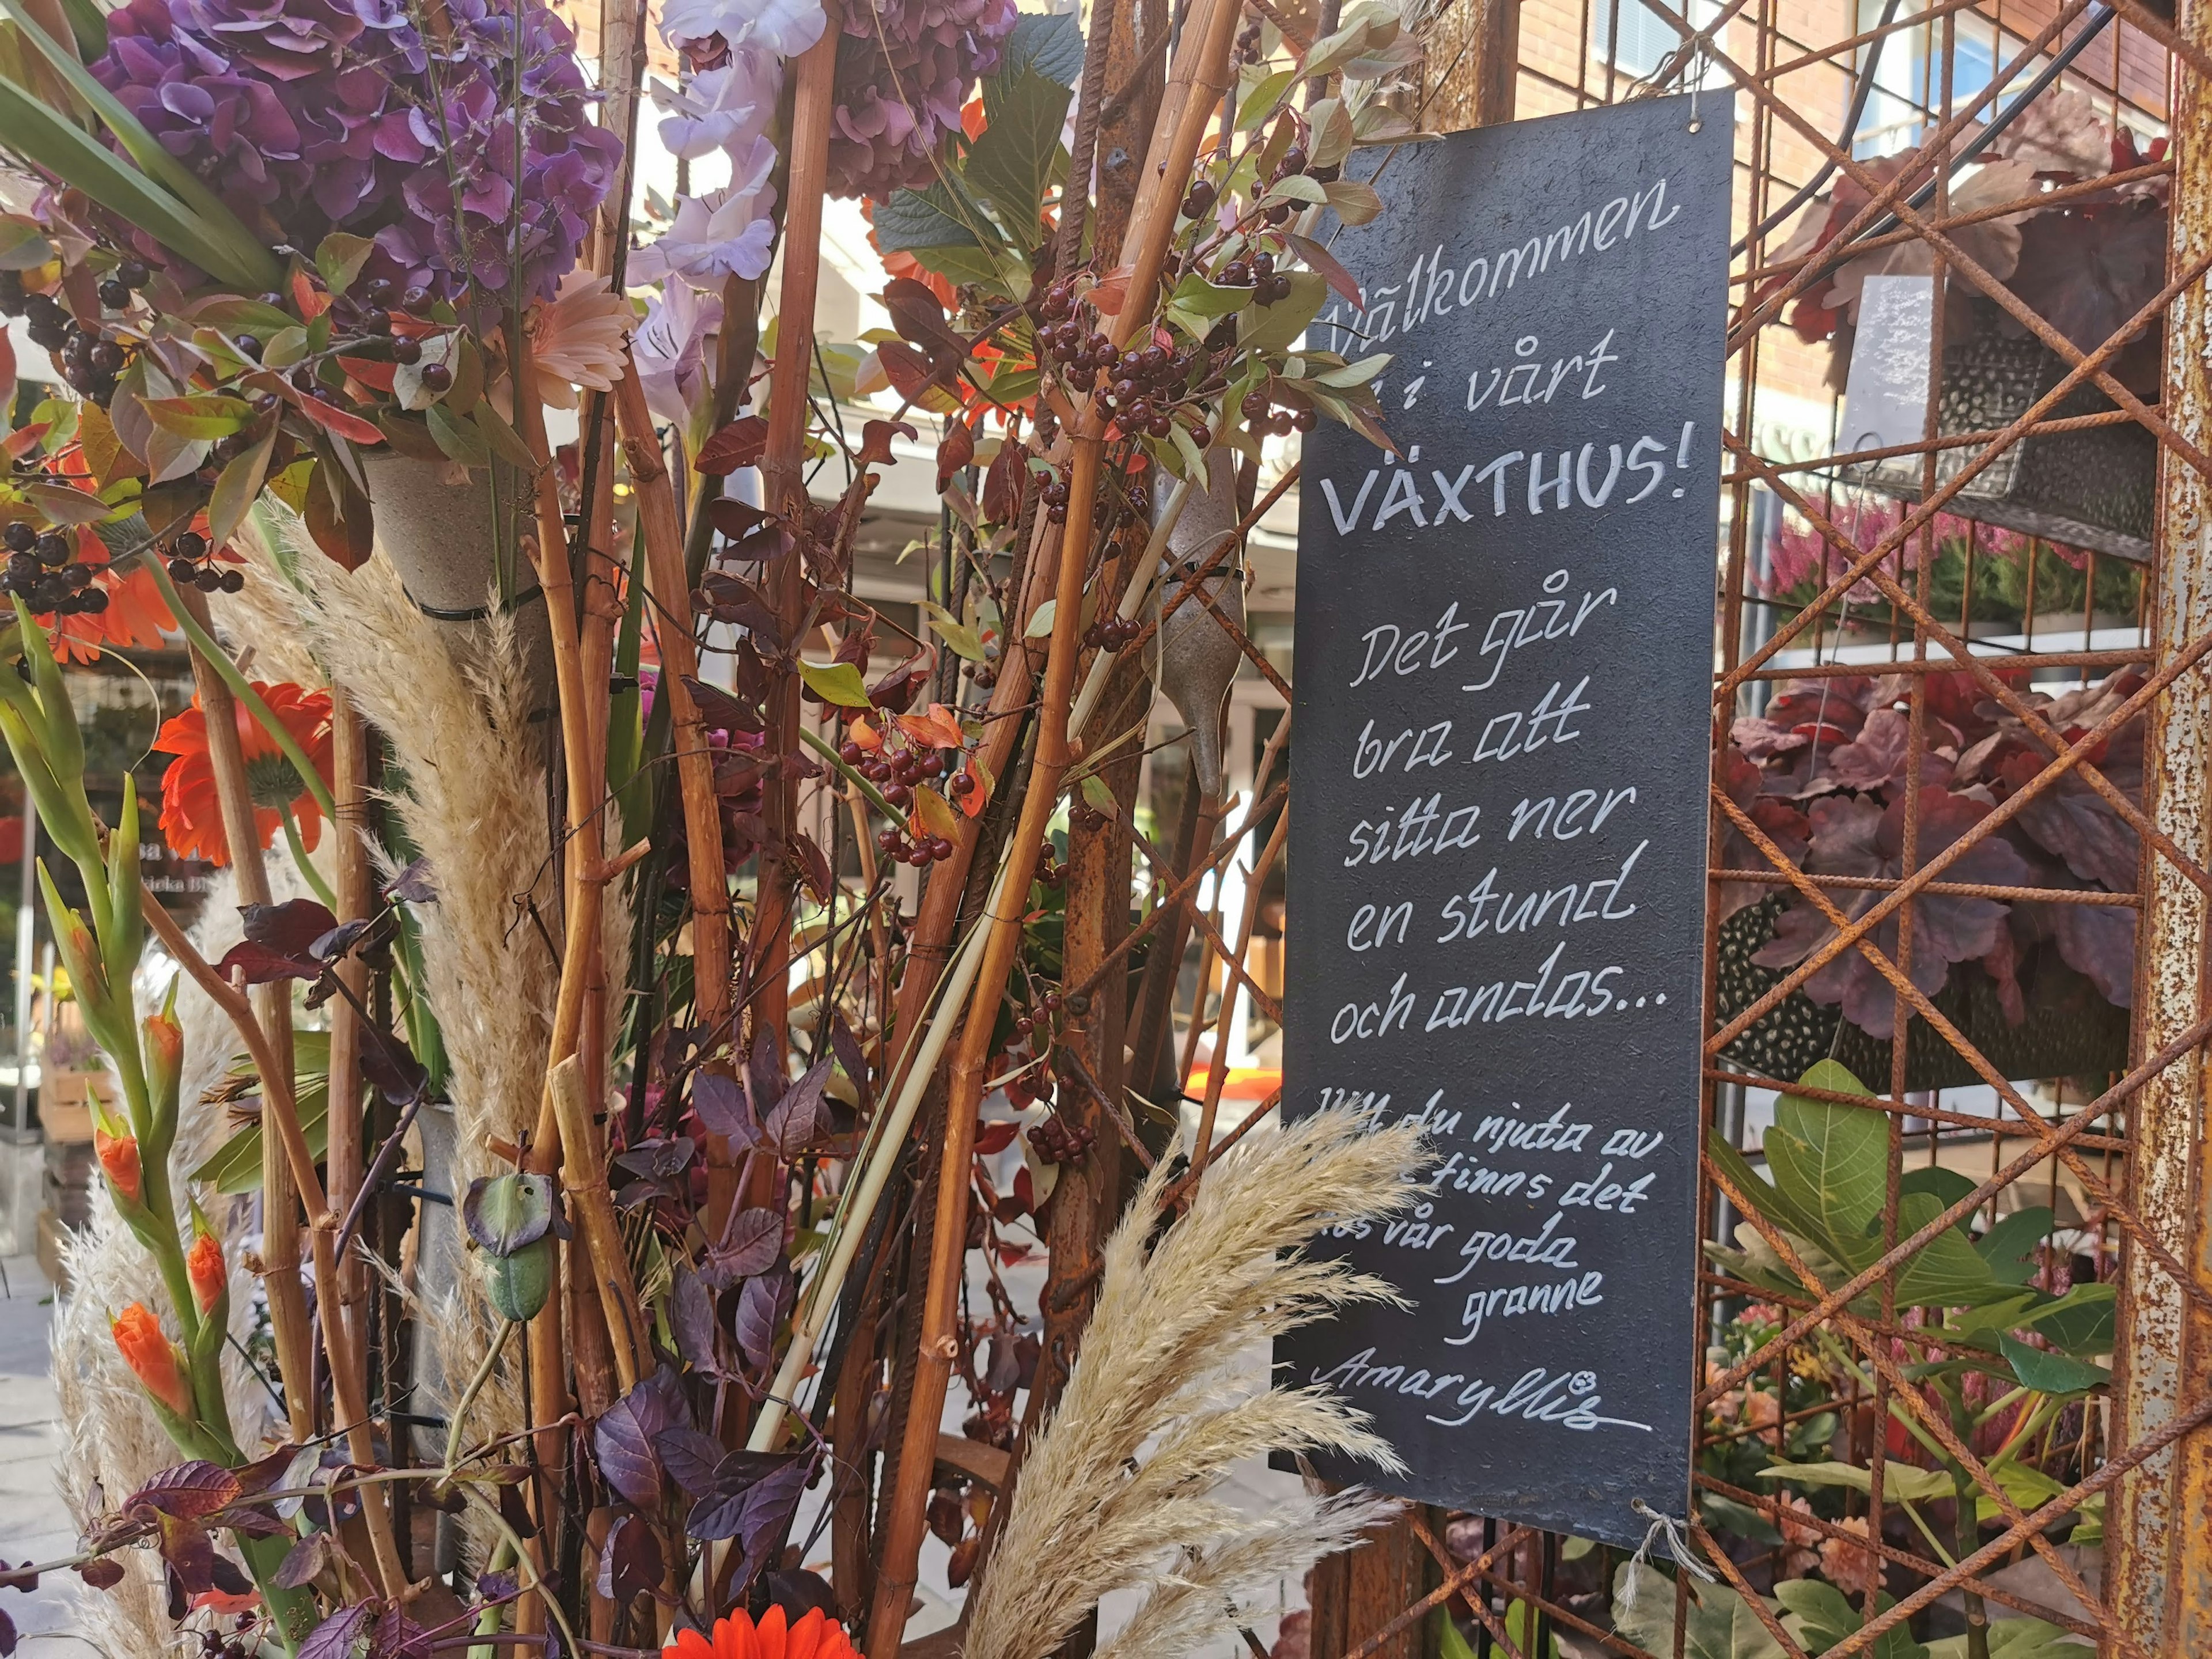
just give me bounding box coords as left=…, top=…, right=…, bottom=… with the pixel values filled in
left=866, top=7, right=1243, bottom=1643
left=550, top=1055, right=647, bottom=1393
left=755, top=0, right=845, bottom=1078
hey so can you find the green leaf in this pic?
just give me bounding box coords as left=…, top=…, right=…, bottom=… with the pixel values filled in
left=1611, top=1562, right=1785, bottom=1659
left=1758, top=1459, right=1953, bottom=1503
left=1263, top=173, right=1330, bottom=207
left=1025, top=599, right=1056, bottom=639
left=965, top=67, right=1075, bottom=234
left=1080, top=773, right=1115, bottom=813
left=1999, top=1333, right=2107, bottom=1395
left=191, top=1033, right=331, bottom=1194
left=798, top=660, right=873, bottom=707
left=2017, top=1281, right=2116, bottom=1354
left=470, top=403, right=537, bottom=471
left=1309, top=96, right=1355, bottom=169
left=261, top=326, right=310, bottom=370
left=205, top=426, right=275, bottom=552
left=190, top=296, right=297, bottom=338
left=425, top=402, right=490, bottom=469
left=1323, top=177, right=1384, bottom=226
left=992, top=9, right=1084, bottom=85
left=923, top=600, right=986, bottom=661
left=1974, top=1205, right=2055, bottom=1284
left=876, top=181, right=994, bottom=253
left=1776, top=1580, right=1928, bottom=1659
left=1237, top=66, right=1298, bottom=130
left=23, top=482, right=109, bottom=525
left=1764, top=1060, right=1888, bottom=1268
left=1316, top=351, right=1390, bottom=388
left=315, top=232, right=376, bottom=297
left=1168, top=271, right=1256, bottom=319
left=1432, top=1608, right=1477, bottom=1659
left=1889, top=1191, right=2009, bottom=1308
left=139, top=395, right=253, bottom=440
left=1925, top=1617, right=2093, bottom=1659
left=1239, top=271, right=1330, bottom=354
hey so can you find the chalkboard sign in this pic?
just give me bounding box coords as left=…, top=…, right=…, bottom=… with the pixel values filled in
left=1278, top=94, right=1733, bottom=1548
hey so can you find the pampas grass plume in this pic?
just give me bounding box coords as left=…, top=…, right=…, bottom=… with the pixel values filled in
left=961, top=1109, right=1428, bottom=1659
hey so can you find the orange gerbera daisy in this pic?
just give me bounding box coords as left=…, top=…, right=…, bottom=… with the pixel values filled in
left=152, top=681, right=334, bottom=868
left=664, top=1607, right=858, bottom=1659
left=47, top=561, right=176, bottom=664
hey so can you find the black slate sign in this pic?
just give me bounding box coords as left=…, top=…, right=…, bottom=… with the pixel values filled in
left=1278, top=95, right=1733, bottom=1547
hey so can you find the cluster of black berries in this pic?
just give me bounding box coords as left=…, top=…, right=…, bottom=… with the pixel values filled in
left=1233, top=13, right=1265, bottom=64
left=1241, top=388, right=1317, bottom=438
left=1035, top=840, right=1066, bottom=889
left=1070, top=796, right=1109, bottom=834
left=1215, top=246, right=1296, bottom=305
left=0, top=524, right=104, bottom=615
left=1029, top=1111, right=1095, bottom=1165
left=166, top=530, right=245, bottom=594
left=96, top=257, right=153, bottom=313
left=1180, top=177, right=1218, bottom=221
left=1084, top=612, right=1142, bottom=653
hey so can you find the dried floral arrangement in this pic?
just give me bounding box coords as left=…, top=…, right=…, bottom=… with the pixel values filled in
left=0, top=0, right=1433, bottom=1654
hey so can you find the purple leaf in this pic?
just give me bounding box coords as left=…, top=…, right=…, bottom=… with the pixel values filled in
left=766, top=1058, right=832, bottom=1156
left=154, top=1514, right=214, bottom=1594
left=702, top=1209, right=783, bottom=1290
left=0, top=1607, right=16, bottom=1658
left=271, top=1532, right=327, bottom=1589
left=369, top=1607, right=431, bottom=1659
left=596, top=1513, right=664, bottom=1606
left=684, top=1451, right=804, bottom=1541
left=593, top=1369, right=685, bottom=1509
left=829, top=1016, right=872, bottom=1111
left=653, top=1427, right=729, bottom=1498
left=77, top=1557, right=124, bottom=1591
left=692, top=1073, right=755, bottom=1144
left=221, top=899, right=342, bottom=983
left=670, top=1264, right=720, bottom=1372
left=1820, top=707, right=1912, bottom=792
left=300, top=1604, right=372, bottom=1659
left=0, top=1561, right=34, bottom=1593
left=613, top=1138, right=695, bottom=1182
left=385, top=858, right=437, bottom=903
left=2050, top=900, right=2138, bottom=1005
left=476, top=1569, right=518, bottom=1603
left=735, top=1261, right=794, bottom=1373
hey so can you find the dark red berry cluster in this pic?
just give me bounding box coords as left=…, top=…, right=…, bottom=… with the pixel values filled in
left=1180, top=177, right=1218, bottom=220
left=1028, top=1112, right=1096, bottom=1165
left=0, top=524, right=105, bottom=615
left=165, top=529, right=245, bottom=595
left=1034, top=840, right=1066, bottom=889
left=1084, top=612, right=1141, bottom=653
left=1216, top=246, right=1294, bottom=305
left=1233, top=14, right=1265, bottom=65
left=1241, top=387, right=1318, bottom=438
left=1070, top=797, right=1109, bottom=834
left=876, top=824, right=955, bottom=866
left=1035, top=283, right=1211, bottom=445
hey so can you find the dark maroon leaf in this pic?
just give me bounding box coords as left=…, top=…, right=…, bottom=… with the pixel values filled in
left=128, top=1461, right=243, bottom=1520
left=476, top=1569, right=518, bottom=1603
left=747, top=1028, right=785, bottom=1116
left=683, top=676, right=766, bottom=737
left=766, top=1058, right=832, bottom=1157
left=154, top=1513, right=214, bottom=1594
left=214, top=942, right=319, bottom=986
left=691, top=1073, right=755, bottom=1143
left=2049, top=899, right=2138, bottom=1005
left=791, top=834, right=833, bottom=906
left=882, top=278, right=965, bottom=361
left=734, top=1260, right=794, bottom=1373
left=693, top=415, right=769, bottom=475
left=670, top=1264, right=719, bottom=1372
left=876, top=340, right=941, bottom=403
left=703, top=1207, right=783, bottom=1289
left=385, top=858, right=437, bottom=903
left=209, top=1555, right=251, bottom=1596
left=0, top=1561, right=33, bottom=1593
left=300, top=1603, right=372, bottom=1659
left=271, top=1532, right=327, bottom=1589
left=731, top=1456, right=812, bottom=1581
left=982, top=441, right=1021, bottom=523
left=652, top=1427, right=730, bottom=1498
left=613, top=1138, right=694, bottom=1182
left=497, top=1479, right=537, bottom=1540
left=1820, top=707, right=1912, bottom=792
left=598, top=1513, right=664, bottom=1606
left=362, top=1037, right=427, bottom=1105
left=76, top=1556, right=125, bottom=1591
left=765, top=1567, right=838, bottom=1624
left=857, top=418, right=918, bottom=468
left=868, top=658, right=930, bottom=714
left=0, top=1607, right=16, bottom=1657
left=310, top=918, right=374, bottom=964
left=243, top=899, right=341, bottom=959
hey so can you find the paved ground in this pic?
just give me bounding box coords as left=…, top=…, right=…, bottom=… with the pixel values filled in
left=0, top=1256, right=102, bottom=1659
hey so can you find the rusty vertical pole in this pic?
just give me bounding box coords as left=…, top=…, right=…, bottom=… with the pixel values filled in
left=2113, top=0, right=2212, bottom=1643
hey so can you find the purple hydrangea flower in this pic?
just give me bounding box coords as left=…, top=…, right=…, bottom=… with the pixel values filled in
left=93, top=0, right=618, bottom=305
left=825, top=0, right=1019, bottom=202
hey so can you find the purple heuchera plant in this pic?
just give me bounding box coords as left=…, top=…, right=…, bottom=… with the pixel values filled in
left=827, top=0, right=1019, bottom=201
left=94, top=0, right=619, bottom=304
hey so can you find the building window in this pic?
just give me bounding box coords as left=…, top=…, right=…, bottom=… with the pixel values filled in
left=1594, top=0, right=1721, bottom=82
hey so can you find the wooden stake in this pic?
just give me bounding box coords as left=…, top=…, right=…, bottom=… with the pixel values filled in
left=325, top=687, right=371, bottom=1355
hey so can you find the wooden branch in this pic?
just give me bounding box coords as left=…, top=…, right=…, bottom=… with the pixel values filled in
left=325, top=686, right=371, bottom=1349
left=550, top=1056, right=647, bottom=1393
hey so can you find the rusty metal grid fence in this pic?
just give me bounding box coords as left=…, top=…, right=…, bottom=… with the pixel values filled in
left=1296, top=0, right=2212, bottom=1654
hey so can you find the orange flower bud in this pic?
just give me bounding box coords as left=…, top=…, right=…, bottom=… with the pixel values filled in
left=93, top=1127, right=142, bottom=1205
left=111, top=1304, right=192, bottom=1418
left=143, top=1008, right=182, bottom=1126
left=187, top=1232, right=225, bottom=1316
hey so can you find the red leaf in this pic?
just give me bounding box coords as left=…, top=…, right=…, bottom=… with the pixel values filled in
left=936, top=419, right=975, bottom=487
left=127, top=1462, right=242, bottom=1520
left=334, top=355, right=398, bottom=393
left=289, top=269, right=330, bottom=322
left=857, top=418, right=916, bottom=467
left=290, top=395, right=385, bottom=446
left=876, top=340, right=942, bottom=402
left=975, top=1121, right=1018, bottom=1156
left=694, top=415, right=769, bottom=475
